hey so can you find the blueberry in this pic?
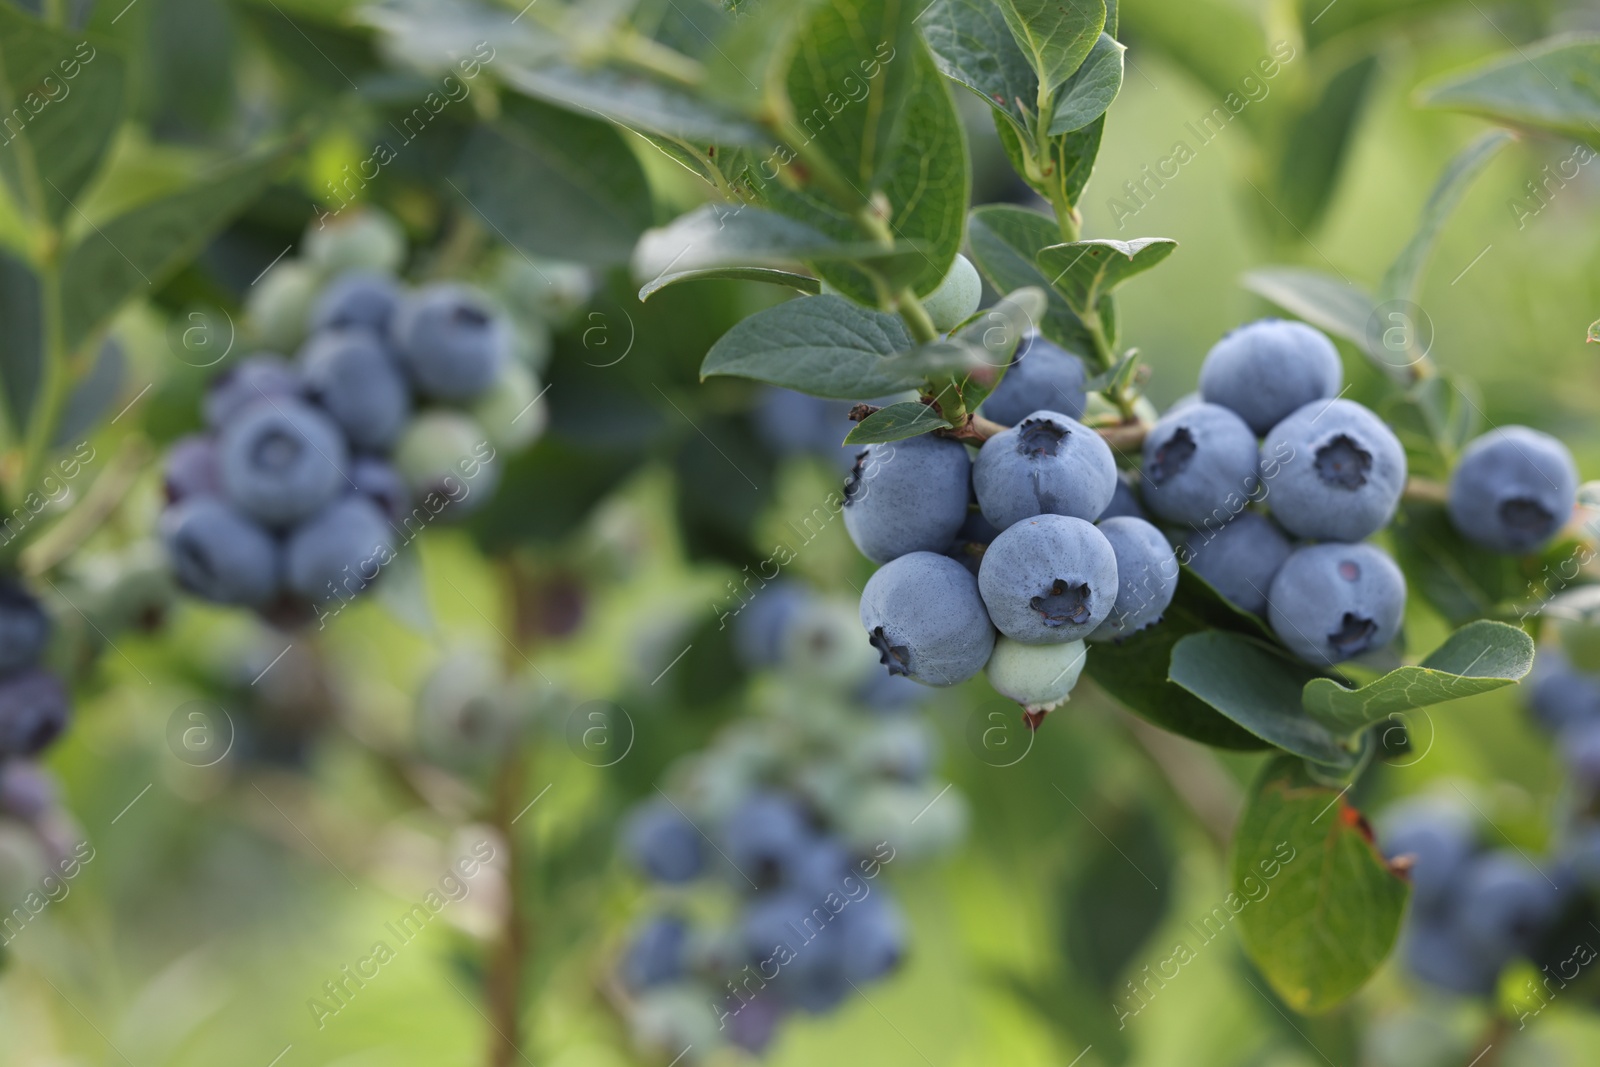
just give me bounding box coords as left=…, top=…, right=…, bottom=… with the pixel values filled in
left=0, top=760, right=54, bottom=821
left=348, top=456, right=412, bottom=526
left=1198, top=319, right=1342, bottom=435
left=838, top=892, right=905, bottom=981
left=978, top=515, right=1118, bottom=644
left=843, top=434, right=971, bottom=564
left=755, top=387, right=855, bottom=458
left=623, top=799, right=705, bottom=883
left=218, top=398, right=348, bottom=527
left=622, top=915, right=690, bottom=990
left=1267, top=542, right=1406, bottom=666
left=973, top=411, right=1117, bottom=530
left=981, top=335, right=1088, bottom=426
left=1089, top=517, right=1178, bottom=642
left=204, top=354, right=306, bottom=430
left=722, top=792, right=813, bottom=888
left=1455, top=851, right=1560, bottom=960
left=788, top=836, right=853, bottom=896
left=392, top=411, right=500, bottom=518
left=1400, top=913, right=1502, bottom=996
left=160, top=497, right=281, bottom=606
left=780, top=598, right=877, bottom=683
left=246, top=261, right=318, bottom=353
left=1182, top=511, right=1292, bottom=616
left=859, top=551, right=996, bottom=685
left=303, top=210, right=406, bottom=275
left=947, top=508, right=1001, bottom=577
left=732, top=582, right=812, bottom=670
left=164, top=434, right=223, bottom=504
left=921, top=253, right=981, bottom=333
left=308, top=272, right=403, bottom=336
left=299, top=328, right=411, bottom=450
left=393, top=283, right=508, bottom=400
left=0, top=668, right=69, bottom=757
left=1524, top=647, right=1600, bottom=734
left=0, top=583, right=49, bottom=678
left=1380, top=797, right=1477, bottom=914
left=1561, top=718, right=1600, bottom=796
left=741, top=889, right=847, bottom=1009
left=1448, top=426, right=1577, bottom=554
left=284, top=495, right=395, bottom=603
left=1261, top=398, right=1406, bottom=541
left=853, top=669, right=929, bottom=713
left=1140, top=403, right=1260, bottom=528
left=984, top=635, right=1087, bottom=714
left=1097, top=476, right=1147, bottom=522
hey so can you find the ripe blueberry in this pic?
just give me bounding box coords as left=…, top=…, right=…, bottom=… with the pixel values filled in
left=978, top=514, right=1118, bottom=644
left=843, top=434, right=971, bottom=564
left=1261, top=398, right=1406, bottom=542
left=203, top=354, right=306, bottom=430
left=972, top=411, right=1117, bottom=530
left=160, top=497, right=282, bottom=606
left=981, top=335, right=1088, bottom=426
left=1198, top=319, right=1342, bottom=435
left=163, top=434, right=223, bottom=504
left=1448, top=425, right=1577, bottom=554
left=0, top=582, right=50, bottom=678
left=1182, top=511, right=1292, bottom=617
left=393, top=283, right=508, bottom=400
left=859, top=551, right=996, bottom=685
left=1140, top=402, right=1260, bottom=528
left=0, top=668, right=69, bottom=757
left=218, top=398, right=348, bottom=527
left=1089, top=517, right=1178, bottom=642
left=624, top=799, right=704, bottom=883
left=622, top=915, right=690, bottom=990
left=299, top=327, right=412, bottom=451
left=1267, top=542, right=1406, bottom=666
left=308, top=272, right=403, bottom=337
left=284, top=495, right=395, bottom=603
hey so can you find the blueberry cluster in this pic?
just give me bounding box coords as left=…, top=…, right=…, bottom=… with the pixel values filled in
left=161, top=210, right=548, bottom=623
left=0, top=583, right=68, bottom=771
left=613, top=583, right=963, bottom=1057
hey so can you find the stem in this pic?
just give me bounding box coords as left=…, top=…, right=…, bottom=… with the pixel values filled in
left=1402, top=476, right=1450, bottom=505
left=21, top=434, right=150, bottom=576
left=1118, top=710, right=1239, bottom=849
left=485, top=749, right=530, bottom=1067
left=7, top=246, right=69, bottom=565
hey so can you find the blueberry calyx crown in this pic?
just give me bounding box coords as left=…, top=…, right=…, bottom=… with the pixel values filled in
left=1314, top=434, right=1372, bottom=490
left=1016, top=418, right=1068, bottom=458
left=1499, top=496, right=1554, bottom=539
left=842, top=450, right=870, bottom=506
left=869, top=625, right=911, bottom=676
left=1145, top=427, right=1195, bottom=485
left=1328, top=612, right=1378, bottom=657
left=1031, top=578, right=1093, bottom=627
left=252, top=428, right=304, bottom=472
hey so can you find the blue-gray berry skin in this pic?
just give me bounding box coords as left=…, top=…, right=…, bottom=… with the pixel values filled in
left=624, top=800, right=704, bottom=883
left=722, top=792, right=813, bottom=888
left=309, top=271, right=402, bottom=336
left=1448, top=425, right=1578, bottom=554
left=284, top=495, right=395, bottom=603
left=1525, top=647, right=1600, bottom=734
left=1183, top=511, right=1292, bottom=616
left=161, top=497, right=282, bottom=606
left=860, top=552, right=996, bottom=685
left=1199, top=319, right=1342, bottom=434
left=838, top=893, right=905, bottom=981
left=1098, top=477, right=1147, bottom=522
left=981, top=336, right=1087, bottom=426
left=0, top=668, right=69, bottom=757
left=164, top=434, right=222, bottom=504
left=203, top=354, right=305, bottom=430
left=732, top=582, right=811, bottom=669
left=843, top=434, right=971, bottom=564
left=299, top=328, right=412, bottom=451
left=349, top=456, right=412, bottom=526
left=0, top=583, right=49, bottom=678
left=1089, top=517, right=1178, bottom=642
left=1380, top=798, right=1476, bottom=915
left=219, top=398, right=349, bottom=527
left=622, top=916, right=689, bottom=990
left=1400, top=914, right=1501, bottom=996
left=1260, top=398, right=1406, bottom=542
left=978, top=515, right=1118, bottom=644
left=973, top=411, right=1117, bottom=530
left=1267, top=542, right=1406, bottom=666
left=1456, top=851, right=1560, bottom=960
left=393, top=283, right=507, bottom=400
left=1140, top=403, right=1261, bottom=528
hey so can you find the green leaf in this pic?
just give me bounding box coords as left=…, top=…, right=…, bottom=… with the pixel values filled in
left=1240, top=267, right=1377, bottom=354
left=1232, top=756, right=1409, bottom=1013
left=452, top=94, right=653, bottom=267
left=1085, top=571, right=1272, bottom=751
left=0, top=6, right=126, bottom=224
left=54, top=335, right=124, bottom=445
left=0, top=249, right=41, bottom=432
left=968, top=204, right=1096, bottom=354
left=1034, top=237, right=1176, bottom=318
left=639, top=267, right=820, bottom=302
left=1388, top=502, right=1529, bottom=625
left=1047, top=33, right=1124, bottom=135
left=1379, top=130, right=1512, bottom=307
left=1302, top=620, right=1535, bottom=733
left=842, top=401, right=951, bottom=444
left=500, top=61, right=769, bottom=145
left=1267, top=54, right=1378, bottom=237
left=60, top=145, right=293, bottom=355
left=1168, top=631, right=1357, bottom=768
left=700, top=294, right=922, bottom=398
left=632, top=203, right=908, bottom=284
left=996, top=0, right=1105, bottom=97
left=1417, top=34, right=1600, bottom=144
left=769, top=3, right=969, bottom=300
left=922, top=0, right=1042, bottom=134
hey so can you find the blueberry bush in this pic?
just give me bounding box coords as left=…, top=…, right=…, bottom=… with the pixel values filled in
left=2, top=0, right=1600, bottom=1065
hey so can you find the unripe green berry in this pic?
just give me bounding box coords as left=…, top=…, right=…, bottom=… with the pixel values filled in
left=303, top=209, right=406, bottom=275
left=246, top=260, right=319, bottom=352
left=984, top=635, right=1087, bottom=714
left=472, top=360, right=547, bottom=452
left=921, top=253, right=981, bottom=333
left=393, top=411, right=501, bottom=519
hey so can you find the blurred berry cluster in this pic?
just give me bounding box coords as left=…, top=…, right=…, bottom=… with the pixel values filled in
left=612, top=582, right=965, bottom=1058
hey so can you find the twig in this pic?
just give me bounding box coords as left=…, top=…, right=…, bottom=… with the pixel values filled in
left=485, top=749, right=529, bottom=1067
left=1402, top=476, right=1450, bottom=505
left=1117, top=709, right=1241, bottom=848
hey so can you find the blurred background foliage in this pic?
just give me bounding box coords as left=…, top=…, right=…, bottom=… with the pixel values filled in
left=1, top=0, right=1599, bottom=1064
